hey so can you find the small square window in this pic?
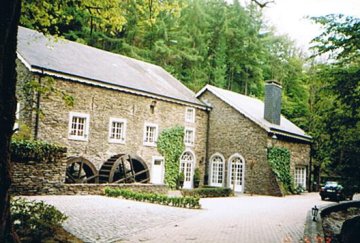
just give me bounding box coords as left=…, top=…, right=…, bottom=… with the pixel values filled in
left=185, top=107, right=195, bottom=123
left=144, top=123, right=158, bottom=146
left=184, top=127, right=195, bottom=147
left=68, top=112, right=90, bottom=141
left=109, top=118, right=127, bottom=144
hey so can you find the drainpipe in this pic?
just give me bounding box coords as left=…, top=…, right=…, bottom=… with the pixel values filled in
left=34, top=71, right=43, bottom=140
left=309, top=143, right=313, bottom=192
left=204, top=106, right=211, bottom=185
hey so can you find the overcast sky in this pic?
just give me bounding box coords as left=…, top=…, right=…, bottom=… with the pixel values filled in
left=232, top=0, right=360, bottom=50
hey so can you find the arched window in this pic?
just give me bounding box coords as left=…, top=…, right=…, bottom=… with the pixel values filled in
left=228, top=153, right=245, bottom=192
left=180, top=151, right=195, bottom=189
left=209, top=153, right=225, bottom=187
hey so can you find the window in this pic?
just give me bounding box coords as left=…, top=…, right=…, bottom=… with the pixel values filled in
left=108, top=118, right=126, bottom=143
left=185, top=107, right=195, bottom=123
left=68, top=112, right=90, bottom=141
left=184, top=127, right=195, bottom=147
left=209, top=154, right=224, bottom=187
left=294, top=167, right=307, bottom=189
left=180, top=151, right=195, bottom=189
left=144, top=123, right=158, bottom=146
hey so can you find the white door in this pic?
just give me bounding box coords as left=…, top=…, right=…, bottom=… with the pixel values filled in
left=151, top=157, right=164, bottom=184
left=180, top=151, right=194, bottom=189
left=228, top=155, right=245, bottom=192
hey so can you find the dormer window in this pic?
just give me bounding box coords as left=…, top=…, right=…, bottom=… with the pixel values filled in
left=185, top=107, right=195, bottom=123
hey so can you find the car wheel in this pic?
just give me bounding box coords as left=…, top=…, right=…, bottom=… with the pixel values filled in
left=321, top=196, right=325, bottom=201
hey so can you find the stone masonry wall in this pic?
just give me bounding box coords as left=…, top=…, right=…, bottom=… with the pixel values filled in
left=10, top=152, right=67, bottom=195
left=17, top=70, right=208, bottom=185
left=271, top=137, right=311, bottom=189
left=199, top=91, right=282, bottom=196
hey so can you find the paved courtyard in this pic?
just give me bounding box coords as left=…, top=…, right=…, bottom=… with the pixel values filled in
left=27, top=193, right=344, bottom=242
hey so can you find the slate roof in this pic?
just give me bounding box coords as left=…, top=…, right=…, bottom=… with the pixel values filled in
left=196, top=85, right=311, bottom=142
left=16, top=27, right=206, bottom=107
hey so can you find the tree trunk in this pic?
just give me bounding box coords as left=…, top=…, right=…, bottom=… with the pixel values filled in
left=0, top=0, right=21, bottom=242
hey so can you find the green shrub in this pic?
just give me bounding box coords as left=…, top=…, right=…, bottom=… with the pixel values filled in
left=11, top=139, right=66, bottom=163
left=181, top=187, right=233, bottom=198
left=11, top=198, right=68, bottom=241
left=104, top=187, right=201, bottom=209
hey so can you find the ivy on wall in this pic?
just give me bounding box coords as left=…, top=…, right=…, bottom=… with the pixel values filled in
left=267, top=147, right=294, bottom=194
left=157, top=125, right=185, bottom=189
left=11, top=139, right=66, bottom=163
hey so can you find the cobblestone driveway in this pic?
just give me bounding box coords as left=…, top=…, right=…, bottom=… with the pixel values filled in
left=27, top=193, right=342, bottom=242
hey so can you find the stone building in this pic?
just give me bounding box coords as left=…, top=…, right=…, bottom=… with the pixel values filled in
left=196, top=84, right=312, bottom=195
left=16, top=27, right=208, bottom=189
left=15, top=27, right=311, bottom=194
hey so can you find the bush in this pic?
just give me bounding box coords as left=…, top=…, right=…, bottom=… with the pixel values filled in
left=11, top=198, right=68, bottom=241
left=11, top=139, right=66, bottom=163
left=104, top=187, right=201, bottom=209
left=181, top=187, right=233, bottom=198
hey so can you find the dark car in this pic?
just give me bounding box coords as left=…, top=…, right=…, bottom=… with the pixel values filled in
left=319, top=181, right=354, bottom=201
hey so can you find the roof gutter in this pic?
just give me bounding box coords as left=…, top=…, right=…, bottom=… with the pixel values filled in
left=270, top=127, right=312, bottom=143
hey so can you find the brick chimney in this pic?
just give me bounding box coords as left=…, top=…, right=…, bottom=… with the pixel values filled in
left=264, top=80, right=282, bottom=125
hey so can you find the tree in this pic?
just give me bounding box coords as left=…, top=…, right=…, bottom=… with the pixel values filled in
left=0, top=0, right=21, bottom=242
left=309, top=14, right=360, bottom=187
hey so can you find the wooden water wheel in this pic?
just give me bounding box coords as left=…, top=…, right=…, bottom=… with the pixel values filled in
left=65, top=157, right=98, bottom=183
left=99, top=154, right=150, bottom=183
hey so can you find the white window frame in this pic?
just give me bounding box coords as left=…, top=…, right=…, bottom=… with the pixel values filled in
left=184, top=127, right=195, bottom=147
left=108, top=117, right=127, bottom=144
left=143, top=122, right=158, bottom=147
left=185, top=107, right=195, bottom=123
left=294, top=166, right=307, bottom=189
left=68, top=112, right=90, bottom=141
left=209, top=153, right=225, bottom=187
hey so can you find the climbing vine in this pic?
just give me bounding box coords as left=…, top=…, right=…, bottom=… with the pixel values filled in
left=267, top=147, right=294, bottom=194
left=157, top=125, right=185, bottom=189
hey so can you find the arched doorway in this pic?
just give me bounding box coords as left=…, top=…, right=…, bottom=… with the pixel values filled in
left=180, top=150, right=195, bottom=189
left=228, top=153, right=245, bottom=192
left=209, top=153, right=225, bottom=187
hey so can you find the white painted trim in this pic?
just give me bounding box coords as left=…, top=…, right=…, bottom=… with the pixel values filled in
left=294, top=166, right=307, bottom=189
left=185, top=107, right=196, bottom=123
left=108, top=117, right=127, bottom=144
left=151, top=156, right=165, bottom=185
left=227, top=153, right=246, bottom=193
left=184, top=127, right=196, bottom=147
left=209, top=153, right=225, bottom=187
left=179, top=149, right=196, bottom=189
left=17, top=53, right=33, bottom=71
left=143, top=122, right=158, bottom=147
left=68, top=112, right=90, bottom=141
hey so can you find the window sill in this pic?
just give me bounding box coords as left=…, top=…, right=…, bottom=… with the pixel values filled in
left=108, top=139, right=126, bottom=144
left=68, top=136, right=88, bottom=142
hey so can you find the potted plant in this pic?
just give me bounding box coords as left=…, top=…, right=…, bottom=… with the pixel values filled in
left=177, top=172, right=185, bottom=189
left=193, top=168, right=201, bottom=188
